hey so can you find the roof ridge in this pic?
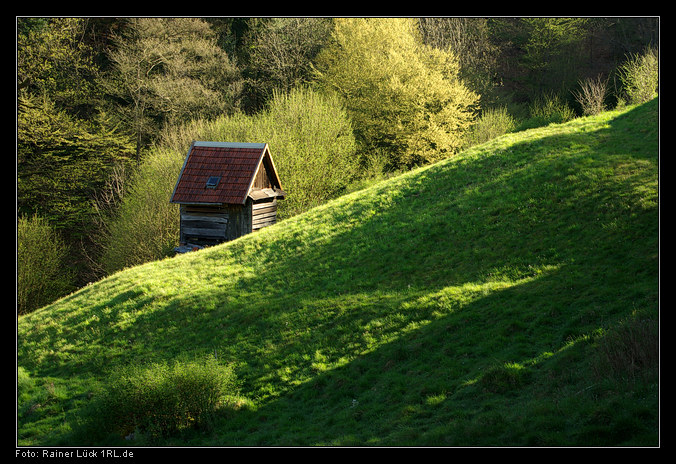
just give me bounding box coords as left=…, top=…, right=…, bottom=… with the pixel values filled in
left=170, top=141, right=281, bottom=206
left=193, top=141, right=267, bottom=150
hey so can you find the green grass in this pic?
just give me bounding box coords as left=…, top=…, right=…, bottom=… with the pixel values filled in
left=17, top=99, right=659, bottom=447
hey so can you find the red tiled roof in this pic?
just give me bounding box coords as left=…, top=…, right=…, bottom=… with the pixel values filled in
left=170, top=142, right=276, bottom=205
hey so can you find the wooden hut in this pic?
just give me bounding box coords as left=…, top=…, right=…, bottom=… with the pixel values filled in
left=170, top=141, right=286, bottom=247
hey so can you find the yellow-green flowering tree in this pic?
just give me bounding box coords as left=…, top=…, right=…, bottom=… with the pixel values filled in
left=315, top=18, right=479, bottom=168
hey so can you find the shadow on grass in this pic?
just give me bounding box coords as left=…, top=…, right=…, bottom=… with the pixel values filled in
left=197, top=261, right=658, bottom=446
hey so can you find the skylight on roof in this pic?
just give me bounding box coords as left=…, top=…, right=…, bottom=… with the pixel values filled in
left=206, top=176, right=221, bottom=189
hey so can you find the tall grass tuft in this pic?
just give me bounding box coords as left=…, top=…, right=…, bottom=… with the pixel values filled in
left=479, top=362, right=531, bottom=393
left=592, top=317, right=658, bottom=382
left=518, top=92, right=576, bottom=130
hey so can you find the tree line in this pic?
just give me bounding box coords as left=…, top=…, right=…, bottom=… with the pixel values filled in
left=17, top=17, right=659, bottom=314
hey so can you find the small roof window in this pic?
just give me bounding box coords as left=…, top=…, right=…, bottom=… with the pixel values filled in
left=205, top=176, right=221, bottom=189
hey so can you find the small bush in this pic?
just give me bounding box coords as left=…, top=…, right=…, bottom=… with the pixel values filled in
left=617, top=47, right=658, bottom=105
left=17, top=214, right=73, bottom=314
left=518, top=93, right=576, bottom=130
left=573, top=75, right=609, bottom=116
left=86, top=358, right=238, bottom=441
left=464, top=106, right=516, bottom=147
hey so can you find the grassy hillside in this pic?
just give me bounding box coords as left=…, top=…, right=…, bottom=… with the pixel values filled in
left=17, top=99, right=659, bottom=447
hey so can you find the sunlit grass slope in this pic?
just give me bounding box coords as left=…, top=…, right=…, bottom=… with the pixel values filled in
left=17, top=99, right=659, bottom=446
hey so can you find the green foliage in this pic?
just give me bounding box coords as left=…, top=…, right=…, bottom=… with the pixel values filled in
left=105, top=18, right=242, bottom=160
left=315, top=18, right=479, bottom=168
left=97, top=147, right=183, bottom=274
left=17, top=18, right=134, bottom=235
left=463, top=106, right=516, bottom=148
left=419, top=18, right=500, bottom=105
left=18, top=94, right=135, bottom=235
left=517, top=92, right=576, bottom=130
left=17, top=214, right=73, bottom=314
left=616, top=47, right=659, bottom=105
left=17, top=18, right=100, bottom=112
left=529, top=92, right=576, bottom=123
left=256, top=87, right=359, bottom=216
left=242, top=18, right=332, bottom=110
left=82, top=358, right=237, bottom=442
left=521, top=18, right=589, bottom=74
left=487, top=18, right=585, bottom=102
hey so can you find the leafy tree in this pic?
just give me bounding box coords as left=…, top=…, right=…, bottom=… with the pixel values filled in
left=254, top=87, right=358, bottom=216
left=17, top=17, right=100, bottom=116
left=18, top=93, right=134, bottom=231
left=522, top=18, right=589, bottom=72
left=419, top=18, right=500, bottom=105
left=17, top=18, right=135, bottom=238
left=242, top=17, right=333, bottom=111
left=105, top=18, right=242, bottom=164
left=315, top=18, right=479, bottom=169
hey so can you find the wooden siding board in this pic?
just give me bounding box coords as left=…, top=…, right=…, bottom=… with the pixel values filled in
left=179, top=204, right=229, bottom=245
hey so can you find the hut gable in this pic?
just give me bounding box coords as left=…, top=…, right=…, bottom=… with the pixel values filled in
left=170, top=142, right=285, bottom=248
left=170, top=141, right=284, bottom=205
